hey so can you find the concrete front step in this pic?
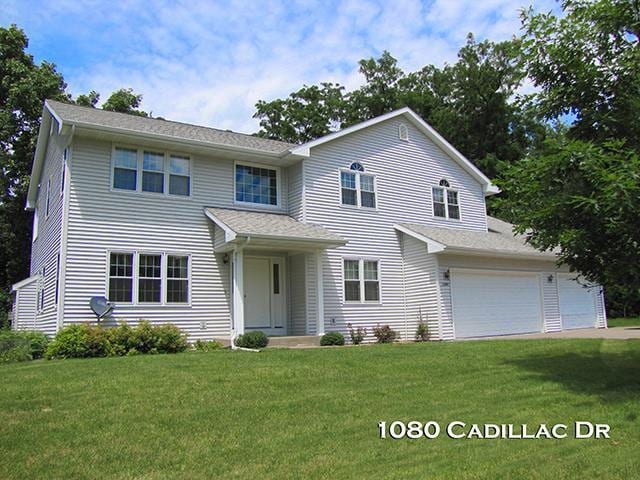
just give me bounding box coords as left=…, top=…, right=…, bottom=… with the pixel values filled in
left=268, top=335, right=321, bottom=348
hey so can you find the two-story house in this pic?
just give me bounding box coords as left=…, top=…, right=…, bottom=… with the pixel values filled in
left=11, top=100, right=606, bottom=343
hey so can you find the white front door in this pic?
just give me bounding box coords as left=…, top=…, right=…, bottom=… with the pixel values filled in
left=451, top=269, right=543, bottom=338
left=558, top=275, right=597, bottom=329
left=243, top=256, right=286, bottom=335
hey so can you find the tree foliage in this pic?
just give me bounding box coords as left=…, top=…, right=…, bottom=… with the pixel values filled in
left=254, top=36, right=543, bottom=179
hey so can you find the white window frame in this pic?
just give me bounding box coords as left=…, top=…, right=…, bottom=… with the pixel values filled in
left=137, top=252, right=163, bottom=304
left=32, top=208, right=39, bottom=242
left=338, top=168, right=378, bottom=210
left=432, top=185, right=461, bottom=220
left=37, top=268, right=45, bottom=313
left=342, top=256, right=382, bottom=304
left=233, top=160, right=281, bottom=209
left=105, top=250, right=192, bottom=306
left=60, top=148, right=67, bottom=198
left=398, top=123, right=409, bottom=141
left=110, top=145, right=192, bottom=198
left=45, top=176, right=52, bottom=219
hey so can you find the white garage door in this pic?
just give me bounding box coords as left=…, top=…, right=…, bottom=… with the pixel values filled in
left=558, top=276, right=597, bottom=329
left=451, top=270, right=542, bottom=338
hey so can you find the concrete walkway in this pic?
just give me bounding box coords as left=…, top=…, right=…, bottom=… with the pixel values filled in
left=475, top=326, right=640, bottom=341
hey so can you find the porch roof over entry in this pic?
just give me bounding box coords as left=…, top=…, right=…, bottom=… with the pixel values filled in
left=395, top=217, right=558, bottom=259
left=205, top=207, right=347, bottom=252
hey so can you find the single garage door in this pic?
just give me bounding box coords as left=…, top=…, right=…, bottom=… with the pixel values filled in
left=558, top=275, right=597, bottom=329
left=451, top=270, right=542, bottom=338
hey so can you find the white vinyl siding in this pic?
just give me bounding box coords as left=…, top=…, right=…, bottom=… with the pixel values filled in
left=12, top=278, right=39, bottom=331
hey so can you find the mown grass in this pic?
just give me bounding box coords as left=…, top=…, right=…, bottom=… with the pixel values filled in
left=1, top=339, right=639, bottom=479
left=608, top=317, right=640, bottom=328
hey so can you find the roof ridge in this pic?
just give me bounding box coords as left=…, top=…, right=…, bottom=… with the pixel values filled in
left=45, top=99, right=297, bottom=148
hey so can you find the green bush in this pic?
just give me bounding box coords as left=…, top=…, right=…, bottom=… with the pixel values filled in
left=235, top=330, right=269, bottom=349
left=320, top=331, right=345, bottom=346
left=415, top=322, right=429, bottom=342
left=372, top=325, right=397, bottom=344
left=0, top=341, right=31, bottom=363
left=154, top=324, right=188, bottom=353
left=46, top=321, right=189, bottom=359
left=0, top=330, right=49, bottom=361
left=193, top=339, right=223, bottom=352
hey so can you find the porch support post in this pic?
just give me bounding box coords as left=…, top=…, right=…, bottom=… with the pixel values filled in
left=315, top=250, right=325, bottom=336
left=232, top=246, right=245, bottom=346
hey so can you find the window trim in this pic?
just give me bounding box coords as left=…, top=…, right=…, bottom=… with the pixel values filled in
left=233, top=160, right=281, bottom=209
left=110, top=145, right=192, bottom=199
left=45, top=176, right=52, bottom=219
left=338, top=167, right=378, bottom=210
left=137, top=252, right=163, bottom=304
left=60, top=148, right=67, bottom=198
left=342, top=256, right=382, bottom=304
left=432, top=185, right=461, bottom=221
left=32, top=208, right=39, bottom=242
left=105, top=250, right=192, bottom=306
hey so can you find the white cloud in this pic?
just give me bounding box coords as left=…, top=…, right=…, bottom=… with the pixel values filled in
left=1, top=0, right=561, bottom=133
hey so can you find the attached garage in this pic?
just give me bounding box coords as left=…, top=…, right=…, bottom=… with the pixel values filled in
left=451, top=269, right=543, bottom=338
left=558, top=275, right=597, bottom=330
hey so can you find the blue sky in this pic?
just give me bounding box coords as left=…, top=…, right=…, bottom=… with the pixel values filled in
left=2, top=0, right=558, bottom=133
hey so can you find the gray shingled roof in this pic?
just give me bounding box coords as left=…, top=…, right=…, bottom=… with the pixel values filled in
left=205, top=207, right=346, bottom=243
left=46, top=100, right=296, bottom=154
left=398, top=216, right=556, bottom=258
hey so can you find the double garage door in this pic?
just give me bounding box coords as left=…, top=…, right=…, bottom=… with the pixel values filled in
left=451, top=270, right=597, bottom=338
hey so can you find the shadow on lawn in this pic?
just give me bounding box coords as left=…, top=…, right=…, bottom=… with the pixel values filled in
left=505, top=348, right=640, bottom=402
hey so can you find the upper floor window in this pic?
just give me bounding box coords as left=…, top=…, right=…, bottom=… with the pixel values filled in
left=340, top=163, right=376, bottom=208
left=112, top=147, right=191, bottom=197
left=432, top=180, right=460, bottom=219
left=235, top=163, right=278, bottom=206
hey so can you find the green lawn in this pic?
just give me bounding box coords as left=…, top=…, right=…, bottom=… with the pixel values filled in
left=1, top=340, right=639, bottom=479
left=608, top=317, right=640, bottom=328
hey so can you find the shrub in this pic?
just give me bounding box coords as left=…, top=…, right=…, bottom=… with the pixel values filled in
left=373, top=324, right=397, bottom=343
left=155, top=324, right=188, bottom=353
left=235, top=330, right=269, bottom=349
left=347, top=323, right=367, bottom=345
left=0, top=330, right=49, bottom=361
left=46, top=324, right=103, bottom=359
left=415, top=322, right=429, bottom=342
left=129, top=320, right=157, bottom=354
left=105, top=322, right=134, bottom=356
left=320, top=331, right=345, bottom=346
left=193, top=339, right=223, bottom=352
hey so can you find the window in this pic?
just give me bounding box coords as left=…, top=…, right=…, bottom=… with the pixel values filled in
left=138, top=254, right=162, bottom=303
left=55, top=253, right=60, bottom=306
left=235, top=164, right=278, bottom=206
left=341, top=171, right=357, bottom=206
left=169, top=155, right=190, bottom=196
left=142, top=151, right=164, bottom=193
left=45, top=177, right=51, bottom=217
left=61, top=149, right=67, bottom=196
left=38, top=267, right=46, bottom=311
left=166, top=255, right=188, bottom=303
left=112, top=147, right=191, bottom=196
left=108, top=253, right=133, bottom=302
left=273, top=263, right=280, bottom=295
left=343, top=258, right=381, bottom=303
left=113, top=148, right=138, bottom=191
left=432, top=181, right=460, bottom=220
left=32, top=209, right=39, bottom=242
left=340, top=164, right=376, bottom=208
left=343, top=260, right=360, bottom=301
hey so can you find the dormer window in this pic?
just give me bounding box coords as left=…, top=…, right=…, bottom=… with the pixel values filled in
left=340, top=163, right=376, bottom=209
left=432, top=179, right=459, bottom=219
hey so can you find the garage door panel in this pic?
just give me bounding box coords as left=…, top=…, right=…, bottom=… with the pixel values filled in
left=451, top=271, right=542, bottom=338
left=559, top=276, right=596, bottom=329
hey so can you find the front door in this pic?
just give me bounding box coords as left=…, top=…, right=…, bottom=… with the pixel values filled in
left=244, top=256, right=286, bottom=335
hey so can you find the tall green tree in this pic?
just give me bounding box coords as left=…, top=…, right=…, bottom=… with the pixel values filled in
left=499, top=0, right=640, bottom=315
left=0, top=25, right=68, bottom=325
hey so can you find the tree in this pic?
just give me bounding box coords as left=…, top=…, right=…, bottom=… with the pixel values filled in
left=0, top=25, right=68, bottom=326
left=499, top=0, right=640, bottom=315
left=75, top=90, right=100, bottom=107
left=101, top=88, right=147, bottom=116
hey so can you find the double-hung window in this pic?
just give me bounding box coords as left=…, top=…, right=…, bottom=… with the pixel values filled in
left=235, top=163, right=278, bottom=206
left=112, top=147, right=191, bottom=196
left=113, top=148, right=138, bottom=191
left=343, top=258, right=380, bottom=303
left=432, top=179, right=460, bottom=220
left=142, top=151, right=165, bottom=193
left=138, top=254, right=162, bottom=303
left=108, top=252, right=133, bottom=302
left=167, top=255, right=189, bottom=303
left=340, top=162, right=376, bottom=208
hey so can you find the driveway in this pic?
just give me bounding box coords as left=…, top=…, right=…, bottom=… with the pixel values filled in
left=475, top=326, right=640, bottom=341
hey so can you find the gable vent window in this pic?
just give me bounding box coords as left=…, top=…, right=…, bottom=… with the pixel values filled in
left=340, top=163, right=376, bottom=209
left=399, top=124, right=409, bottom=141
left=432, top=179, right=460, bottom=220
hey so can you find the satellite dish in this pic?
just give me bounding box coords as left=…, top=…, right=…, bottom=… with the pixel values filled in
left=90, top=296, right=114, bottom=320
